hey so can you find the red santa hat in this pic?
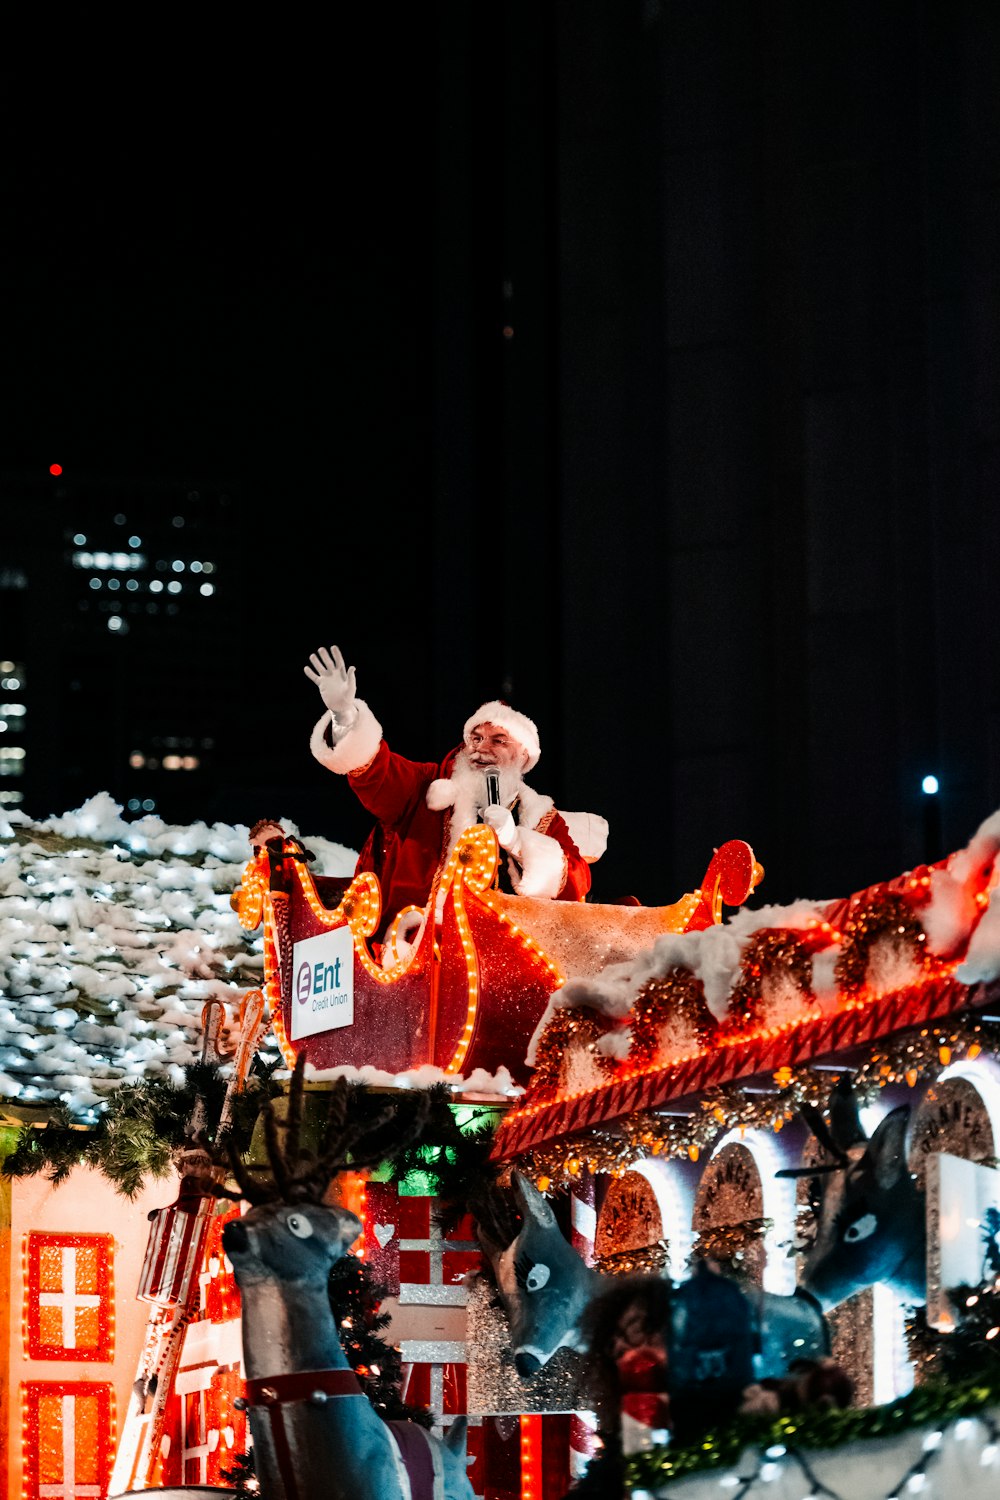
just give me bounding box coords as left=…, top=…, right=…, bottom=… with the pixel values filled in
left=463, top=701, right=540, bottom=770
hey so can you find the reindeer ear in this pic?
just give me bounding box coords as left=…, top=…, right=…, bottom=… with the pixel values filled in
left=828, top=1074, right=867, bottom=1151
left=513, top=1172, right=557, bottom=1227
left=862, top=1106, right=911, bottom=1190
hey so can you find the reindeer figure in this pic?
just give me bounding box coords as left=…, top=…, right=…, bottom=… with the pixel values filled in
left=478, top=1173, right=829, bottom=1381
left=478, top=1172, right=602, bottom=1376
left=214, top=1060, right=474, bottom=1500
left=778, top=1074, right=926, bottom=1310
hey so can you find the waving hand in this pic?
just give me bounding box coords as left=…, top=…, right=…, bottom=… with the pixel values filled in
left=304, top=644, right=358, bottom=726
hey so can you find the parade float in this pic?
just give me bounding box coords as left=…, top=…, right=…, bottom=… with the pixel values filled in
left=2, top=787, right=1000, bottom=1500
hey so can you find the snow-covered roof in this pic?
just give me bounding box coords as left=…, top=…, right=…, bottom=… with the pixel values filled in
left=0, top=793, right=355, bottom=1116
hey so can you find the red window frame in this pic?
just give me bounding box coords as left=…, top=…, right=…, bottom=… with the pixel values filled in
left=21, top=1380, right=115, bottom=1500
left=25, top=1233, right=115, bottom=1363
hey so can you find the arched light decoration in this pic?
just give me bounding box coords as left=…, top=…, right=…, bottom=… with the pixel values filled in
left=630, top=1156, right=694, bottom=1282
left=712, top=1127, right=797, bottom=1295
left=938, top=1054, right=1000, bottom=1149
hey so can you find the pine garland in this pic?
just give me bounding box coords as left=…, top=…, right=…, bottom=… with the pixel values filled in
left=623, top=1369, right=1000, bottom=1492
left=1, top=1059, right=280, bottom=1198
left=328, top=1254, right=433, bottom=1427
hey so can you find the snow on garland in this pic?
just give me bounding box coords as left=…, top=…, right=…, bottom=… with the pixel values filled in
left=0, top=793, right=355, bottom=1114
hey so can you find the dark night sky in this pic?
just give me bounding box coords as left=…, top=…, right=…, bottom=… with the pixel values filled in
left=2, top=32, right=432, bottom=528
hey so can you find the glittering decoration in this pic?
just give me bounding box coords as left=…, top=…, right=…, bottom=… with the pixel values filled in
left=835, top=892, right=933, bottom=997
left=592, top=1239, right=671, bottom=1277
left=488, top=889, right=700, bottom=979
left=595, top=1171, right=665, bottom=1260
left=629, top=969, right=717, bottom=1066
left=725, top=928, right=816, bottom=1033
left=465, top=1275, right=586, bottom=1415
left=24, top=1233, right=114, bottom=1362
left=510, top=1018, right=1000, bottom=1196
left=910, top=1075, right=997, bottom=1187
left=692, top=1143, right=767, bottom=1281
left=854, top=1016, right=1000, bottom=1093
left=826, top=1288, right=875, bottom=1409
left=531, top=1006, right=616, bottom=1094
left=21, top=1380, right=115, bottom=1500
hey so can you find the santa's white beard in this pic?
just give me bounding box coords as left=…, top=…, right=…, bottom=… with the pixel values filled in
left=450, top=751, right=524, bottom=810
left=444, top=752, right=525, bottom=857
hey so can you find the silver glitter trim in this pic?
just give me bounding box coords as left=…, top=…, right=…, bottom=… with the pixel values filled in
left=400, top=1340, right=467, bottom=1363
left=398, top=1239, right=479, bottom=1252
left=399, top=1284, right=469, bottom=1306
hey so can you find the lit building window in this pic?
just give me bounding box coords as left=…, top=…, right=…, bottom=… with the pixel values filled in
left=73, top=533, right=86, bottom=545
left=149, top=580, right=163, bottom=593
left=167, top=581, right=182, bottom=594
left=25, top=1232, right=115, bottom=1362
left=0, top=789, right=23, bottom=804
left=199, top=583, right=214, bottom=597
left=107, top=617, right=125, bottom=633
left=129, top=752, right=145, bottom=769
left=0, top=746, right=26, bottom=776
left=20, top=1381, right=115, bottom=1500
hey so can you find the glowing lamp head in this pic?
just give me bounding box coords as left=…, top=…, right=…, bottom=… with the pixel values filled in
left=921, top=775, right=939, bottom=796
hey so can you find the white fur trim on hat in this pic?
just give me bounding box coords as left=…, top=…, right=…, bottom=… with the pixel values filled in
left=310, top=700, right=383, bottom=775
left=464, top=701, right=540, bottom=771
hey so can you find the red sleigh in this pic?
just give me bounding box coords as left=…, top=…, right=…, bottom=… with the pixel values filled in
left=233, top=828, right=762, bottom=1085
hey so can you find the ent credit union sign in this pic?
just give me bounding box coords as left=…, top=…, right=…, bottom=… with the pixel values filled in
left=290, top=927, right=355, bottom=1041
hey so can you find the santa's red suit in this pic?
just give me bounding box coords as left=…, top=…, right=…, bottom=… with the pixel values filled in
left=310, top=699, right=591, bottom=932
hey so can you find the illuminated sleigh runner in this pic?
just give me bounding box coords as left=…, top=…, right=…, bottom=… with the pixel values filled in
left=233, top=827, right=762, bottom=1084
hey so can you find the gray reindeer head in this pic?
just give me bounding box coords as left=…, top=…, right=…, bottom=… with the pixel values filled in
left=779, top=1076, right=926, bottom=1311
left=223, top=1201, right=362, bottom=1288
left=479, top=1172, right=600, bottom=1377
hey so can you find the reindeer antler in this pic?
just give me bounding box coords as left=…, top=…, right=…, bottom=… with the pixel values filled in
left=777, top=1074, right=864, bottom=1179
left=196, top=1052, right=443, bottom=1207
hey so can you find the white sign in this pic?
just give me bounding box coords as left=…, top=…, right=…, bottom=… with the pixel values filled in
left=290, top=927, right=355, bottom=1041
left=926, top=1152, right=1000, bottom=1329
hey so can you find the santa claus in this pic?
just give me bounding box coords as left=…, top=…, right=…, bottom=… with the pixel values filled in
left=304, top=644, right=604, bottom=937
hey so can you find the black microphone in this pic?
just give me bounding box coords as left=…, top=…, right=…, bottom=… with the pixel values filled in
left=485, top=769, right=501, bottom=807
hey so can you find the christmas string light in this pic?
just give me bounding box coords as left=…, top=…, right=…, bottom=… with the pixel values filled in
left=624, top=1393, right=1000, bottom=1494
left=516, top=1017, right=1000, bottom=1194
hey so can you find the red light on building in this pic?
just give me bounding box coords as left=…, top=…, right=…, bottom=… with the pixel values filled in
left=49, top=463, right=63, bottom=476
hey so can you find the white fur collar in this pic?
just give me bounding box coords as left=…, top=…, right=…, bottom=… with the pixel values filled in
left=425, top=774, right=555, bottom=857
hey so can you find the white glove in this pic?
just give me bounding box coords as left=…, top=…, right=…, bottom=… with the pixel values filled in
left=303, top=645, right=358, bottom=730
left=481, top=803, right=520, bottom=853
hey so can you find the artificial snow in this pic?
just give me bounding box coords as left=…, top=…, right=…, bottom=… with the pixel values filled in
left=0, top=797, right=355, bottom=1115
left=303, top=1059, right=523, bottom=1098
left=535, top=815, right=1000, bottom=1037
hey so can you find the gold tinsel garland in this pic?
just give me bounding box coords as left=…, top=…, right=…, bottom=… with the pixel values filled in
left=628, top=968, right=717, bottom=1066
left=834, top=891, right=934, bottom=995
left=592, top=1238, right=671, bottom=1277
left=724, top=928, right=816, bottom=1033
left=518, top=1015, right=1000, bottom=1195
left=689, top=1217, right=773, bottom=1269
left=530, top=1005, right=616, bottom=1093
